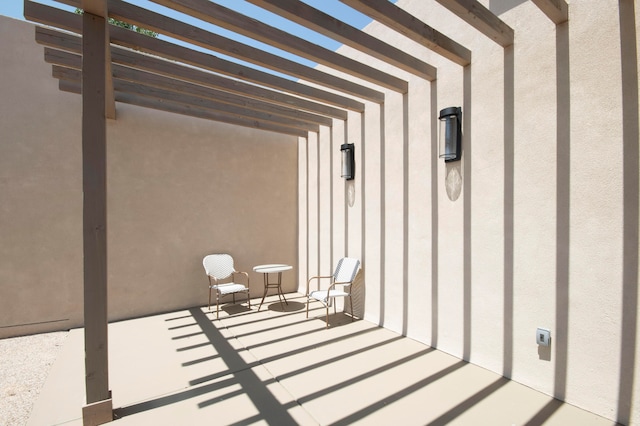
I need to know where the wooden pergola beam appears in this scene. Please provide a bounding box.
[116,80,321,133]
[245,0,438,81]
[37,31,348,121]
[48,53,333,127]
[98,0,387,101]
[79,0,106,15]
[59,80,310,138]
[109,26,368,112]
[113,68,332,128]
[26,3,367,112]
[531,0,568,25]
[435,0,514,47]
[53,65,323,133]
[118,92,311,138]
[339,0,471,66]
[150,0,408,93]
[24,2,74,31]
[45,49,347,124]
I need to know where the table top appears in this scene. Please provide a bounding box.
[253,264,293,273]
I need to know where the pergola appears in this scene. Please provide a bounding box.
[22,0,568,424]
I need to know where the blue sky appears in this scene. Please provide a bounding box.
[0,0,383,77]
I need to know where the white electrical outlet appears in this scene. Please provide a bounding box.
[536,328,551,346]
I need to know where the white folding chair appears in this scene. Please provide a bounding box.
[203,254,250,319]
[306,257,360,328]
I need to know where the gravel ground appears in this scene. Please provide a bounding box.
[0,331,69,426]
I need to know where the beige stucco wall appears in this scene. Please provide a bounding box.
[299,0,639,424]
[0,17,298,338]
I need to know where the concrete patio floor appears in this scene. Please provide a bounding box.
[28,294,616,426]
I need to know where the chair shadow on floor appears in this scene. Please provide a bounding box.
[306,311,357,328]
[220,303,252,316]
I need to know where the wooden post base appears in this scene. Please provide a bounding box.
[82,397,113,426]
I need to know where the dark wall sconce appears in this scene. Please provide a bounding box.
[439,107,462,162]
[340,143,355,180]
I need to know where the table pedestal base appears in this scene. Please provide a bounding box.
[253,264,293,311]
[258,271,288,311]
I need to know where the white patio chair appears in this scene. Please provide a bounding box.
[203,254,250,319]
[306,257,361,328]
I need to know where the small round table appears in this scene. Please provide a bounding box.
[253,264,293,311]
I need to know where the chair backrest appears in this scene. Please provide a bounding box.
[333,257,360,283]
[203,254,235,279]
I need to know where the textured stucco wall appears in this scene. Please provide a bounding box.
[0,16,298,338]
[0,17,84,338]
[299,0,639,424]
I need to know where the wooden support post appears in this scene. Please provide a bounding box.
[340,0,471,66]
[435,0,514,47]
[81,10,112,426]
[531,0,569,25]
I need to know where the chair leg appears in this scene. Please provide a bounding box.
[247,291,251,309]
[208,288,211,312]
[325,305,329,329]
[306,297,310,318]
[349,296,354,322]
[216,292,220,319]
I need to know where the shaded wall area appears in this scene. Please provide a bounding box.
[298,0,639,424]
[0,17,298,338]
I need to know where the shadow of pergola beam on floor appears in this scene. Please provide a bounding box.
[296,347,437,406]
[115,307,301,425]
[276,335,405,381]
[330,360,468,426]
[116,305,507,425]
[426,377,509,425]
[188,317,377,386]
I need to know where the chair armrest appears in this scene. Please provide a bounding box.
[306,275,333,295]
[232,271,250,288]
[207,275,219,288]
[320,280,352,298]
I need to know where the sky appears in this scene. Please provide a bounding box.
[0,0,382,74]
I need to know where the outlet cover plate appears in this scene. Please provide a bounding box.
[537,328,551,346]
